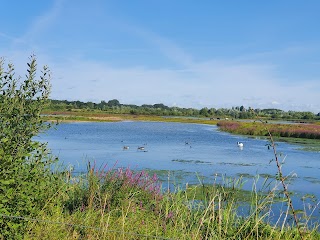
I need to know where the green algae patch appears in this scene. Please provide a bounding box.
[275,137,320,152]
[172,159,212,164]
[183,184,254,203]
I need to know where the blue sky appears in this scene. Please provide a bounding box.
[1,0,320,112]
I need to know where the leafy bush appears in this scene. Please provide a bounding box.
[0,55,58,238]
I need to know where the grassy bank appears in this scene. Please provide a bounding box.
[272,137,320,151]
[217,120,320,150]
[42,110,218,125]
[217,121,320,139]
[20,166,320,239]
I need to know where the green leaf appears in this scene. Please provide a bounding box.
[0,179,15,185]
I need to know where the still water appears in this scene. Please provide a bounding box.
[38,121,320,208]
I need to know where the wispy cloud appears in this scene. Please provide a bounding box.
[113,21,194,68]
[13,0,64,47]
[0,32,21,43]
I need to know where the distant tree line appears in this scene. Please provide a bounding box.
[46,99,319,120]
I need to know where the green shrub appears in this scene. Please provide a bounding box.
[0,55,58,238]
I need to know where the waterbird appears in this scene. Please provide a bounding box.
[123,146,129,150]
[137,146,145,151]
[237,142,244,147]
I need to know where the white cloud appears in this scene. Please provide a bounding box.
[46,55,320,112]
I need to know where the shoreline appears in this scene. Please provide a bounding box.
[42,112,320,152]
[42,113,219,125]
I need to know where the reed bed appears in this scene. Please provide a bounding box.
[217,121,320,140]
[20,164,319,240]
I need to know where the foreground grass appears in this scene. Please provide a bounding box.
[20,166,320,240]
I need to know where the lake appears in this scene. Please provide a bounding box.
[38,121,320,221]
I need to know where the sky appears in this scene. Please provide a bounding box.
[1,1,320,112]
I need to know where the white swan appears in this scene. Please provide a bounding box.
[237,142,244,147]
